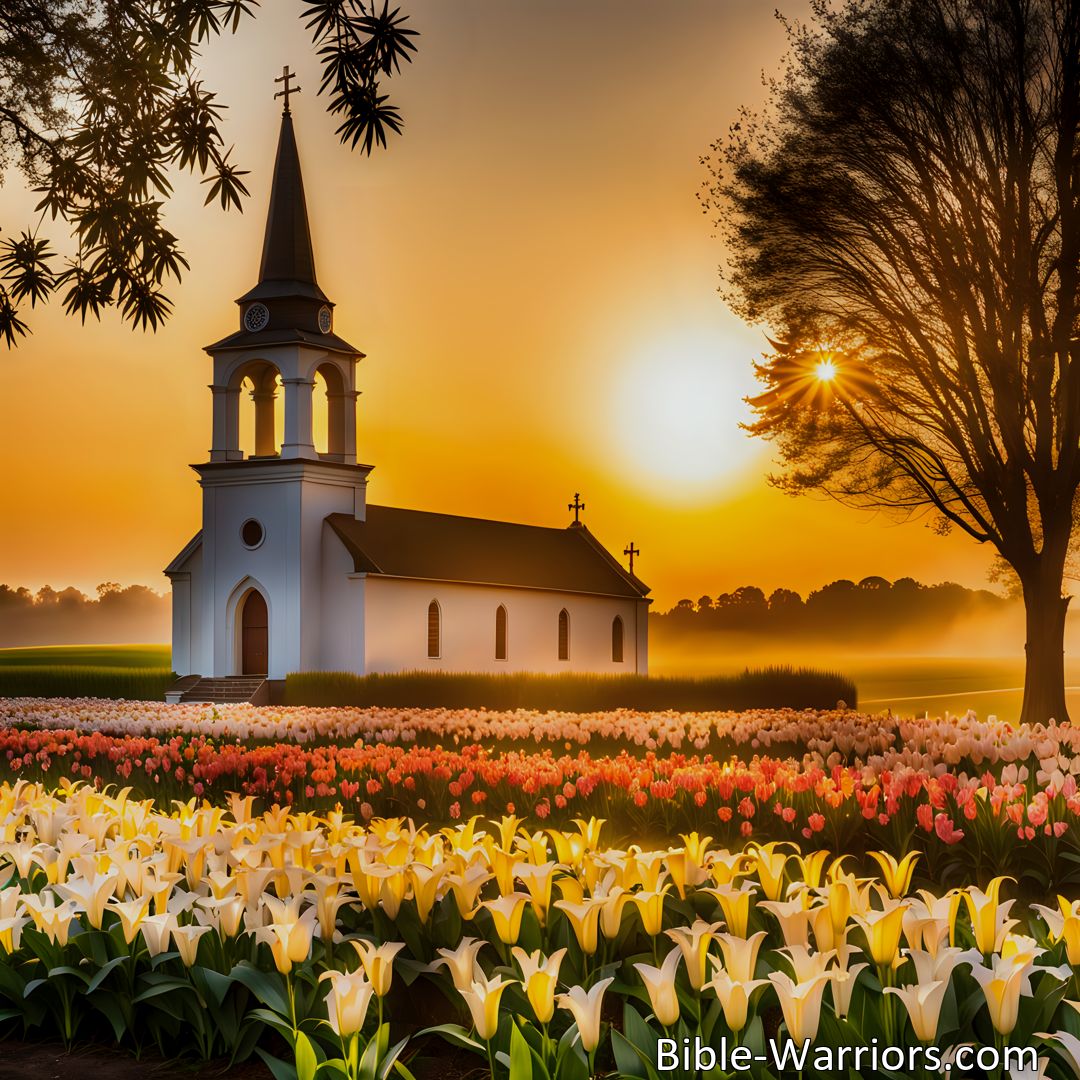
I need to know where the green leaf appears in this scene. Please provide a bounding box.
[257,1048,299,1080]
[86,954,128,995]
[90,989,129,1042]
[295,1031,319,1080]
[414,1022,485,1055]
[612,1030,656,1080]
[509,1023,533,1080]
[192,965,234,1008]
[230,961,289,1016]
[247,1006,299,1040]
[131,979,197,1007]
[377,1036,412,1080]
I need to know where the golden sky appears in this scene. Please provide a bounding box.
[0,0,994,608]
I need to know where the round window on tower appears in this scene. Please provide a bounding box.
[317,305,332,334]
[243,302,270,333]
[240,519,265,549]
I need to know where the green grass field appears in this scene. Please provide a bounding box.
[0,644,1074,719]
[0,645,171,669]
[0,645,173,700]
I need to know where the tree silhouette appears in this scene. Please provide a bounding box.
[707,0,1080,722]
[0,1,417,345]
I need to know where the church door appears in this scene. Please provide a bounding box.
[241,591,268,675]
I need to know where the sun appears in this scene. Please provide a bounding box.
[610,331,763,499]
[815,358,838,382]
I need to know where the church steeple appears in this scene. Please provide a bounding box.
[253,109,326,302]
[217,79,370,353]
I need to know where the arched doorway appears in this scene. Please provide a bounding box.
[240,590,268,675]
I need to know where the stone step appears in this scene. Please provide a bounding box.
[170,676,268,705]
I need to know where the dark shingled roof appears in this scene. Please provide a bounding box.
[327,505,650,599]
[203,326,362,356]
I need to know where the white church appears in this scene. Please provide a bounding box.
[165,99,650,699]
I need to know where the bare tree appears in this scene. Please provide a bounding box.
[706,0,1080,722]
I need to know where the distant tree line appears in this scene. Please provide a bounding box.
[651,577,1014,639]
[0,583,168,647]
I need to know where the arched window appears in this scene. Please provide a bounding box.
[612,616,624,663]
[495,605,508,661]
[427,600,441,658]
[558,608,570,661]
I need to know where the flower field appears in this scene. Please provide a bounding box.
[2,700,1080,1076]
[0,700,1079,887]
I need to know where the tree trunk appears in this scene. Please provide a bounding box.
[1019,565,1071,724]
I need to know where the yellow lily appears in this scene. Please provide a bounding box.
[460,971,514,1041]
[760,896,814,949]
[553,897,603,956]
[20,892,78,946]
[511,946,566,1024]
[54,871,118,929]
[705,969,768,1033]
[556,977,614,1053]
[869,850,920,899]
[792,849,831,890]
[884,979,949,1042]
[432,937,488,993]
[704,881,757,938]
[1033,896,1080,965]
[768,970,832,1043]
[963,878,1017,954]
[408,863,448,924]
[854,900,908,968]
[665,919,723,990]
[970,956,1028,1035]
[493,814,524,851]
[572,817,606,850]
[633,947,683,1027]
[171,923,212,967]
[632,885,671,937]
[109,895,151,945]
[716,930,768,982]
[351,939,405,997]
[515,861,560,926]
[749,842,790,902]
[482,892,530,945]
[319,969,374,1037]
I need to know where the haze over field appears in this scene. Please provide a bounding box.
[6,576,1077,718]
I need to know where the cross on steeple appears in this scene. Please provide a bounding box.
[624,541,640,574]
[568,492,585,525]
[274,66,301,114]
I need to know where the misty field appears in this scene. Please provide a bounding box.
[649,639,1080,720]
[3,644,1079,719]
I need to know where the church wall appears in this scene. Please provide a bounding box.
[318,522,365,674]
[361,577,646,675]
[199,460,366,679]
[202,476,301,679]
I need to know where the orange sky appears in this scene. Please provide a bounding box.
[0,1,995,609]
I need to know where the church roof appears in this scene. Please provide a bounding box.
[239,110,327,305]
[203,326,363,356]
[327,506,650,599]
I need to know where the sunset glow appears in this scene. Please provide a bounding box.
[0,1,996,606]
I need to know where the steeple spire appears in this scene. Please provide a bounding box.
[256,109,324,298]
[217,78,362,356]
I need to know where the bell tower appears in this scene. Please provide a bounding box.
[186,77,371,679]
